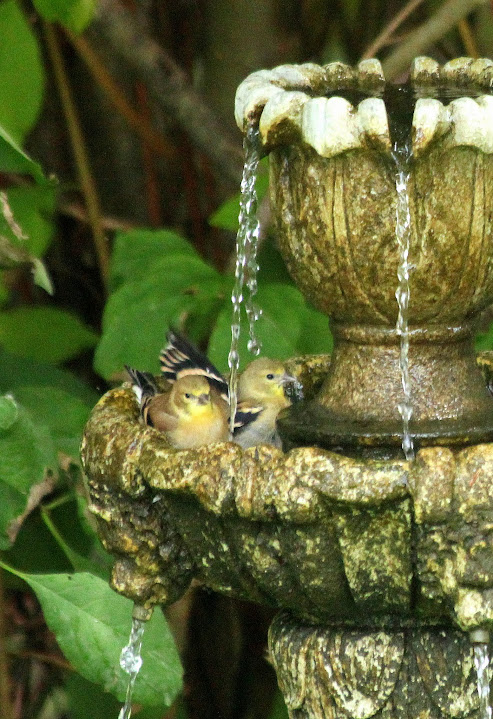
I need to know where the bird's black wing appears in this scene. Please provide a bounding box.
[125,365,159,425]
[160,329,229,400]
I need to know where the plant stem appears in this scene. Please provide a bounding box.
[0,569,13,719]
[382,0,488,79]
[360,0,427,60]
[458,18,480,57]
[65,29,175,163]
[43,22,110,292]
[11,649,73,672]
[90,0,244,187]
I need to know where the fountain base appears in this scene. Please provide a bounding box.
[279,324,493,451]
[269,611,489,719]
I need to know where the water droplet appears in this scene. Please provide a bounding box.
[474,643,493,719]
[118,617,147,719]
[229,123,263,429]
[393,143,415,462]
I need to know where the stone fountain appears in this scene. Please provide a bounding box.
[82,57,493,717]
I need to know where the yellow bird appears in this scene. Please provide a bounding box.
[125,366,229,449]
[233,357,295,449]
[159,331,297,448]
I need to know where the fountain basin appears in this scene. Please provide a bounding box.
[81,354,493,633]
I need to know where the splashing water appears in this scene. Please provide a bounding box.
[118,617,146,719]
[393,141,415,462]
[474,643,493,719]
[228,123,263,431]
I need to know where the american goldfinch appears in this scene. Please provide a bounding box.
[233,357,295,449]
[125,366,229,448]
[159,331,296,448]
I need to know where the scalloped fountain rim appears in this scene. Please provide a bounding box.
[234,57,493,159]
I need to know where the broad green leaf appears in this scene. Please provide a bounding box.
[13,386,91,459]
[65,673,121,719]
[298,303,333,355]
[0,395,18,430]
[268,691,289,719]
[209,160,269,231]
[257,242,293,286]
[179,274,232,346]
[6,570,183,706]
[110,228,197,289]
[95,254,225,379]
[0,1,44,142]
[33,0,97,33]
[32,257,54,295]
[476,325,493,352]
[0,124,46,181]
[0,347,99,405]
[0,398,57,549]
[48,495,113,578]
[0,307,98,364]
[0,185,57,257]
[2,509,73,575]
[208,283,332,372]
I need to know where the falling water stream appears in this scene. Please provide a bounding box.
[474,643,493,719]
[228,123,263,431]
[118,616,146,719]
[393,140,415,462]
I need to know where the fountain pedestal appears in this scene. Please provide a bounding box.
[281,324,493,450]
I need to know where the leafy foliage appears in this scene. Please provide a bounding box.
[0,307,98,364]
[33,0,98,33]
[96,227,332,379]
[0,98,313,715]
[0,0,45,143]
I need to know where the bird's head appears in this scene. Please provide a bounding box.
[171,375,212,415]
[238,357,296,401]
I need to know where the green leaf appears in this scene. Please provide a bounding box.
[0,347,99,406]
[13,385,91,459]
[0,307,98,364]
[95,254,225,379]
[208,282,332,372]
[32,257,54,295]
[111,228,197,289]
[0,395,18,430]
[268,691,289,719]
[0,124,46,181]
[33,0,97,33]
[0,0,44,143]
[476,325,493,352]
[209,159,269,231]
[2,509,73,575]
[65,673,121,719]
[4,570,183,707]
[0,398,57,549]
[257,242,293,286]
[47,495,113,578]
[0,185,57,257]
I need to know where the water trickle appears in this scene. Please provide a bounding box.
[118,616,146,719]
[474,643,493,719]
[228,123,263,431]
[393,140,415,462]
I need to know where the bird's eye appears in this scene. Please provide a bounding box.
[185,392,191,399]
[266,373,274,380]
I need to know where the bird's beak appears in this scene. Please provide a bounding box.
[197,393,210,406]
[280,373,297,386]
